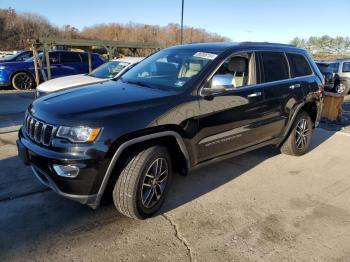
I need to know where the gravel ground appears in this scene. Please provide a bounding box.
[1,127,350,262]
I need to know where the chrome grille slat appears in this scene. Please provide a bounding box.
[25,115,55,146]
[34,121,40,142]
[41,124,47,144]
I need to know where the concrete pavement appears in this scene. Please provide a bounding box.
[0,91,35,133]
[1,128,350,261]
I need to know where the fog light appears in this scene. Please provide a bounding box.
[53,164,80,178]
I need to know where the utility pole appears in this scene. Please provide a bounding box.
[180,0,184,44]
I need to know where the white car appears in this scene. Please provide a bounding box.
[36,57,144,97]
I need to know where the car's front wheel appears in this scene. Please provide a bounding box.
[113,145,172,219]
[280,111,313,156]
[11,72,35,90]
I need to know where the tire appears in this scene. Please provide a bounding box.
[113,146,172,220]
[335,81,350,95]
[11,72,35,90]
[280,111,313,156]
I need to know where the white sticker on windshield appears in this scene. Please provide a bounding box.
[193,52,218,60]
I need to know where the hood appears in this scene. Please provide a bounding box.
[30,80,178,124]
[37,74,107,92]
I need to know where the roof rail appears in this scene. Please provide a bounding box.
[239,42,296,47]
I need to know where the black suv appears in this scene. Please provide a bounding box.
[17,42,324,219]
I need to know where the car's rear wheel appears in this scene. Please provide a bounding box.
[11,72,35,90]
[280,111,313,156]
[113,145,172,220]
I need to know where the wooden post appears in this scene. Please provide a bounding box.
[88,48,92,73]
[44,43,51,80]
[32,44,40,86]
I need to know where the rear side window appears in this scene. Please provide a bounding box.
[260,52,289,83]
[287,53,312,77]
[342,62,350,72]
[60,52,81,63]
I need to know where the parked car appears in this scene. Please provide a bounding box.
[17,42,323,220]
[36,57,144,98]
[0,50,34,62]
[328,59,350,95]
[0,50,106,90]
[316,62,334,91]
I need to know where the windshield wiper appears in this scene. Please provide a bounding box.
[121,78,152,88]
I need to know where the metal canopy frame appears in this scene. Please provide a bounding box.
[30,37,160,86]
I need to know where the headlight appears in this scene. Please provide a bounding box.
[56,126,101,143]
[0,66,6,70]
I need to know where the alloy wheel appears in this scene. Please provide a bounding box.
[14,73,33,89]
[141,158,168,209]
[295,118,309,150]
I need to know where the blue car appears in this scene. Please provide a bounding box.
[0,50,106,90]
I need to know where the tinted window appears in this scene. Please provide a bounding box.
[260,52,289,83]
[79,53,103,62]
[60,52,81,63]
[329,63,339,73]
[287,53,312,77]
[48,53,59,64]
[342,62,350,72]
[80,53,88,62]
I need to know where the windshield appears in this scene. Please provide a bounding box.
[120,49,219,89]
[89,61,130,79]
[2,53,17,61]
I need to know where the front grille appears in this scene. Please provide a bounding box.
[24,114,57,146]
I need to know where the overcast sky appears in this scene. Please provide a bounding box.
[1,0,349,43]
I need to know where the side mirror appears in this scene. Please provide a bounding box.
[202,74,234,95]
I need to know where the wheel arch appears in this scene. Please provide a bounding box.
[280,100,319,147]
[95,130,190,207]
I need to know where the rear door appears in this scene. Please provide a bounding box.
[256,51,295,138]
[286,52,313,101]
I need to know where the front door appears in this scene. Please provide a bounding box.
[196,52,271,162]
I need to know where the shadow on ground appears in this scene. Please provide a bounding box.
[162,127,335,213]
[0,91,34,131]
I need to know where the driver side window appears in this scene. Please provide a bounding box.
[212,52,255,89]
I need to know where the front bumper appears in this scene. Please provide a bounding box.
[0,80,10,86]
[0,70,11,86]
[17,128,109,209]
[30,164,99,206]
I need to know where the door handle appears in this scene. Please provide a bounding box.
[289,83,301,89]
[247,91,262,98]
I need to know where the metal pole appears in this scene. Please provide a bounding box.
[180,0,184,44]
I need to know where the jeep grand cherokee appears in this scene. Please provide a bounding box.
[17,42,324,219]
